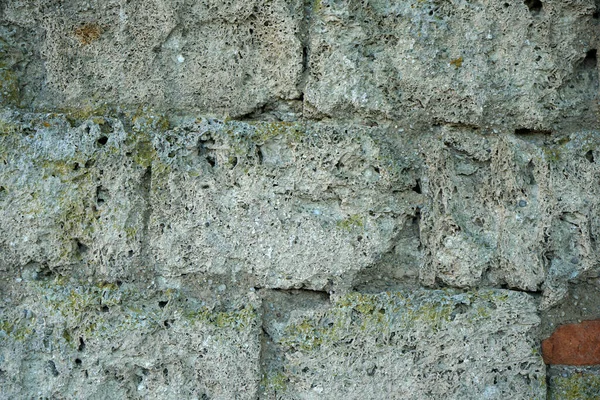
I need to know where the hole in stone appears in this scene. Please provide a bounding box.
[76,240,89,255]
[101,305,109,313]
[524,0,542,14]
[97,136,108,146]
[75,358,82,366]
[47,360,59,377]
[206,155,216,167]
[586,150,594,163]
[73,163,80,171]
[412,179,422,194]
[96,186,108,205]
[583,49,597,69]
[158,301,168,308]
[78,337,86,352]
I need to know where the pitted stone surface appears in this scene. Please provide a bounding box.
[305,0,599,130]
[547,366,600,399]
[2,111,600,306]
[0,0,599,395]
[148,119,423,290]
[0,278,261,399]
[0,110,151,279]
[261,289,546,399]
[1,0,304,117]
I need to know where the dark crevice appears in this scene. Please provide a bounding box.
[524,0,543,14]
[138,166,153,274]
[515,128,551,136]
[95,185,108,205]
[97,136,108,146]
[586,150,595,163]
[47,360,59,377]
[583,49,597,69]
[76,240,88,256]
[412,179,422,194]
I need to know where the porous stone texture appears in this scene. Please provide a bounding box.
[148,119,422,290]
[1,0,304,117]
[304,0,599,131]
[261,289,545,399]
[420,125,600,309]
[1,0,600,397]
[547,366,600,399]
[0,277,261,399]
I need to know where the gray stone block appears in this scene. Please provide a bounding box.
[1,0,304,117]
[262,289,546,399]
[0,278,261,399]
[305,0,598,130]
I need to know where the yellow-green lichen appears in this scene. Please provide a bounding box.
[184,304,258,331]
[261,371,289,393]
[279,290,511,352]
[550,374,600,400]
[248,121,305,144]
[0,68,19,105]
[336,214,364,231]
[0,319,34,341]
[543,146,561,163]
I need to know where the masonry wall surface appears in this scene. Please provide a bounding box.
[0,0,599,399]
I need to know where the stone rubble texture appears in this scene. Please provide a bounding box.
[0,0,599,398]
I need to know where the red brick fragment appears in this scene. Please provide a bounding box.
[542,320,600,365]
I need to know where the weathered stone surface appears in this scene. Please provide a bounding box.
[0,0,599,394]
[420,125,600,309]
[0,277,261,399]
[148,118,423,290]
[261,289,546,399]
[548,366,600,399]
[305,0,599,131]
[1,0,304,117]
[2,110,600,307]
[542,320,600,365]
[0,109,152,280]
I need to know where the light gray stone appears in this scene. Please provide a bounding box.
[148,118,423,291]
[305,0,598,131]
[0,278,261,399]
[261,289,546,399]
[1,0,304,117]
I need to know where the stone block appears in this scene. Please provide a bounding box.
[261,289,546,399]
[1,0,304,117]
[305,0,598,130]
[0,278,261,399]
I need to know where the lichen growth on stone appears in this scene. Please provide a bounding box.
[549,373,600,400]
[336,214,365,231]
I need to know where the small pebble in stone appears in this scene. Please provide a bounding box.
[518,200,527,207]
[570,257,580,265]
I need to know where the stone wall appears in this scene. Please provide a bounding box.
[0,0,599,398]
